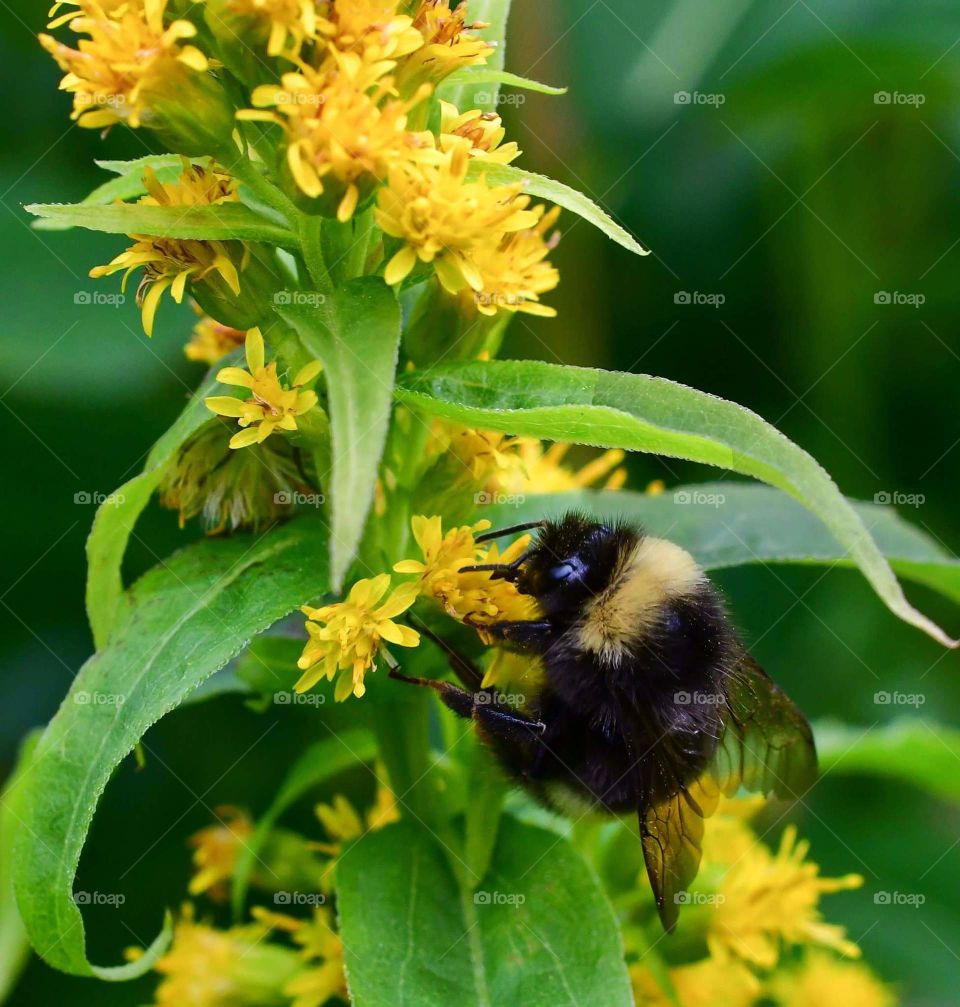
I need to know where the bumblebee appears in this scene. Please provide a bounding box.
[391,513,816,931]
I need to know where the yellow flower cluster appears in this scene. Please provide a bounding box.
[188,806,253,898]
[236,0,491,218]
[205,328,322,448]
[90,161,246,336]
[297,423,634,704]
[628,802,893,1007]
[294,514,540,702]
[149,904,302,1007]
[39,0,208,130]
[429,421,628,495]
[394,514,539,628]
[377,144,561,317]
[297,573,422,699]
[42,0,562,321]
[185,309,247,364]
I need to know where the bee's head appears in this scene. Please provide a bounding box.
[515,514,629,619]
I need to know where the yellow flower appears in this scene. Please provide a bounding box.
[239,53,432,220]
[488,439,627,495]
[185,311,247,364]
[312,778,398,863]
[205,328,321,449]
[220,0,320,57]
[309,778,398,892]
[708,824,864,970]
[39,0,209,129]
[469,204,561,317]
[767,951,896,1007]
[90,162,246,336]
[377,144,539,289]
[480,647,544,693]
[313,794,365,850]
[394,515,540,628]
[297,574,421,699]
[188,806,253,898]
[256,906,348,1007]
[317,0,424,62]
[399,0,493,87]
[439,101,520,164]
[441,425,523,482]
[630,958,758,1007]
[152,905,300,1007]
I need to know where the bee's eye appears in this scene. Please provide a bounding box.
[547,558,586,585]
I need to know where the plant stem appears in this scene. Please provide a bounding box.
[299,215,335,295]
[228,155,299,224]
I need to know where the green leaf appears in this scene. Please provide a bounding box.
[464,743,508,891]
[816,718,960,803]
[0,732,41,1004]
[95,155,191,177]
[13,516,328,979]
[86,354,240,649]
[465,162,648,257]
[337,817,633,1007]
[396,361,957,648]
[277,278,402,590]
[232,729,377,918]
[24,202,297,246]
[33,156,191,232]
[481,483,960,605]
[444,69,567,96]
[439,0,512,113]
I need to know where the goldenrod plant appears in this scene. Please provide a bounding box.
[6,1,959,1004]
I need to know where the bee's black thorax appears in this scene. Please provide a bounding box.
[503,515,738,811]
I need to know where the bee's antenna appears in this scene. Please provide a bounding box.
[459,547,538,581]
[475,520,545,543]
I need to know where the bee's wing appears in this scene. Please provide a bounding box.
[637,652,816,931]
[638,767,719,932]
[711,651,817,800]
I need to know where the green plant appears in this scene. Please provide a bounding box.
[7,1,958,1004]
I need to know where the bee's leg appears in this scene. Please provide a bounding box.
[407,614,485,692]
[388,668,546,744]
[480,619,554,653]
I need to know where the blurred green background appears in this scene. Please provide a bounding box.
[2,0,959,1003]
